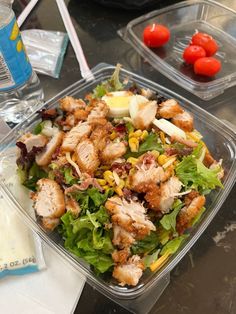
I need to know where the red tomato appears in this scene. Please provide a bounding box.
[194,57,221,77]
[183,45,206,64]
[191,32,218,57]
[143,24,170,48]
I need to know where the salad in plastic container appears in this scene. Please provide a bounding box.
[0,64,235,313]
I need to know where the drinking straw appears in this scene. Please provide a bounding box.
[17,0,39,27]
[55,0,94,81]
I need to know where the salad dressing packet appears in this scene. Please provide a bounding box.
[0,119,45,278]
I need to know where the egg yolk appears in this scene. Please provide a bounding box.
[105,96,131,108]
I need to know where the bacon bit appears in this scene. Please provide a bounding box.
[110,162,132,176]
[65,178,103,194]
[51,147,61,160]
[171,135,198,148]
[115,124,126,133]
[38,108,58,121]
[165,147,193,156]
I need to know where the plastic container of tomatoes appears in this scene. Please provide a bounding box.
[119,0,236,100]
[0,63,236,313]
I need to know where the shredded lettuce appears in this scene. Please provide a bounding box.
[176,144,223,193]
[143,249,160,268]
[131,231,159,255]
[160,235,188,256]
[125,132,164,158]
[61,205,114,274]
[160,199,183,232]
[92,64,124,98]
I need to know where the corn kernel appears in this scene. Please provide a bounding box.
[103,170,114,186]
[160,131,166,144]
[118,179,125,189]
[129,131,135,138]
[127,157,138,165]
[114,186,123,196]
[109,131,117,140]
[158,154,168,166]
[151,150,160,159]
[97,179,107,186]
[140,130,148,141]
[129,137,139,152]
[134,130,142,137]
[103,185,110,191]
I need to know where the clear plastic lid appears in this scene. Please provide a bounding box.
[0,63,235,313]
[119,0,236,100]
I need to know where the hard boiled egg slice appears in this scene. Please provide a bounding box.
[102,91,134,118]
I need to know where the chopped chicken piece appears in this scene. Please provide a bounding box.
[61,122,91,152]
[171,111,194,132]
[101,141,127,163]
[65,196,81,217]
[203,151,215,167]
[41,217,60,231]
[74,108,89,121]
[145,176,182,213]
[63,114,76,129]
[130,166,170,193]
[18,133,48,153]
[34,178,65,218]
[105,196,156,238]
[113,255,144,286]
[87,100,109,125]
[158,99,184,119]
[90,123,112,152]
[184,190,199,206]
[177,195,206,234]
[132,100,157,130]
[112,224,136,248]
[75,138,100,175]
[60,96,86,113]
[36,131,64,166]
[112,248,130,264]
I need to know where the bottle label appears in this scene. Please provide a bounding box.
[0,15,32,91]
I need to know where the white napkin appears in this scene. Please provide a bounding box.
[0,243,85,314]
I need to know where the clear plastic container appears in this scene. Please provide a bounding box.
[0,64,235,313]
[119,0,236,100]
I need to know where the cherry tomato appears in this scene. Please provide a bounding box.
[183,45,206,64]
[143,24,170,48]
[191,32,218,57]
[194,57,221,77]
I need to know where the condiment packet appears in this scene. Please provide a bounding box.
[21,29,69,79]
[0,118,45,278]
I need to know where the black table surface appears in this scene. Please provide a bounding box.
[14,0,236,313]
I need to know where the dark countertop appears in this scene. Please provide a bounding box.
[15,0,236,313]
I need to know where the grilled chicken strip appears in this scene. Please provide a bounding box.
[176,195,206,234]
[36,131,64,166]
[34,178,65,219]
[41,217,60,231]
[113,255,144,286]
[171,111,194,132]
[61,122,91,152]
[75,138,100,175]
[158,99,184,119]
